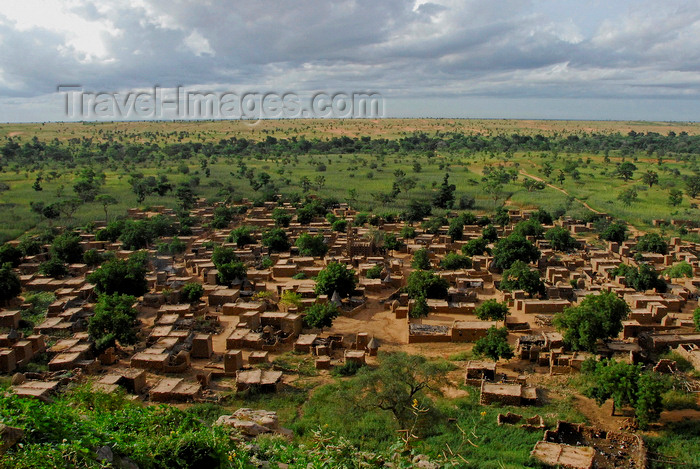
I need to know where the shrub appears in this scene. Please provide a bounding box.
[440,252,472,270]
[181,283,204,303]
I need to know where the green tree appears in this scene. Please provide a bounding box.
[616,161,637,181]
[410,295,430,318]
[462,237,490,256]
[296,233,328,257]
[384,234,404,252]
[447,218,463,241]
[88,293,139,352]
[439,252,472,270]
[473,326,514,362]
[636,233,668,254]
[545,226,576,251]
[618,187,638,206]
[405,270,449,300]
[175,184,196,210]
[482,224,498,242]
[513,219,544,238]
[348,352,448,429]
[641,170,659,188]
[668,189,683,207]
[227,226,256,247]
[491,234,540,271]
[314,261,357,298]
[553,291,630,351]
[400,226,417,239]
[581,359,670,427]
[303,302,340,331]
[475,299,510,321]
[331,219,348,232]
[212,246,238,269]
[180,282,204,303]
[95,194,118,222]
[684,174,700,198]
[600,222,627,244]
[0,244,23,267]
[271,208,292,227]
[499,260,545,297]
[217,261,247,285]
[433,173,456,209]
[531,209,554,225]
[411,248,432,270]
[39,257,69,278]
[50,232,83,264]
[404,199,432,223]
[694,307,700,331]
[87,251,149,296]
[0,262,21,305]
[262,228,290,252]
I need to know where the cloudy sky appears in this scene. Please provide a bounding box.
[1,0,700,121]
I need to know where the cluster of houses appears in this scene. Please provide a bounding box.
[0,199,698,465]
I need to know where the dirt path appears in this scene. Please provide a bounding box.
[519,170,604,215]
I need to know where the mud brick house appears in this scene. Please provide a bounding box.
[451,320,498,342]
[235,369,283,393]
[480,382,537,406]
[532,421,647,469]
[150,377,202,402]
[464,360,497,385]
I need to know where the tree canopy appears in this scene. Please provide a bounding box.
[475,299,510,321]
[473,326,514,362]
[499,260,545,297]
[88,293,139,352]
[87,251,149,297]
[347,352,449,429]
[314,262,357,298]
[553,291,630,352]
[296,233,328,257]
[303,302,340,331]
[405,270,449,300]
[411,248,432,270]
[545,226,577,252]
[262,228,290,253]
[581,359,670,428]
[491,234,540,271]
[0,262,21,305]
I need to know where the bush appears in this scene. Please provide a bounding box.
[0,262,21,305]
[39,258,69,278]
[87,252,149,296]
[296,233,328,257]
[664,261,693,278]
[262,228,290,252]
[475,300,510,321]
[50,233,83,264]
[365,264,383,279]
[303,303,340,330]
[332,360,364,377]
[411,248,431,270]
[440,252,472,270]
[0,244,22,267]
[181,283,204,303]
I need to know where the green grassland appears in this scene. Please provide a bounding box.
[0,139,696,243]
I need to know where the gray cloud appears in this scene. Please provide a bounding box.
[1,0,700,120]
